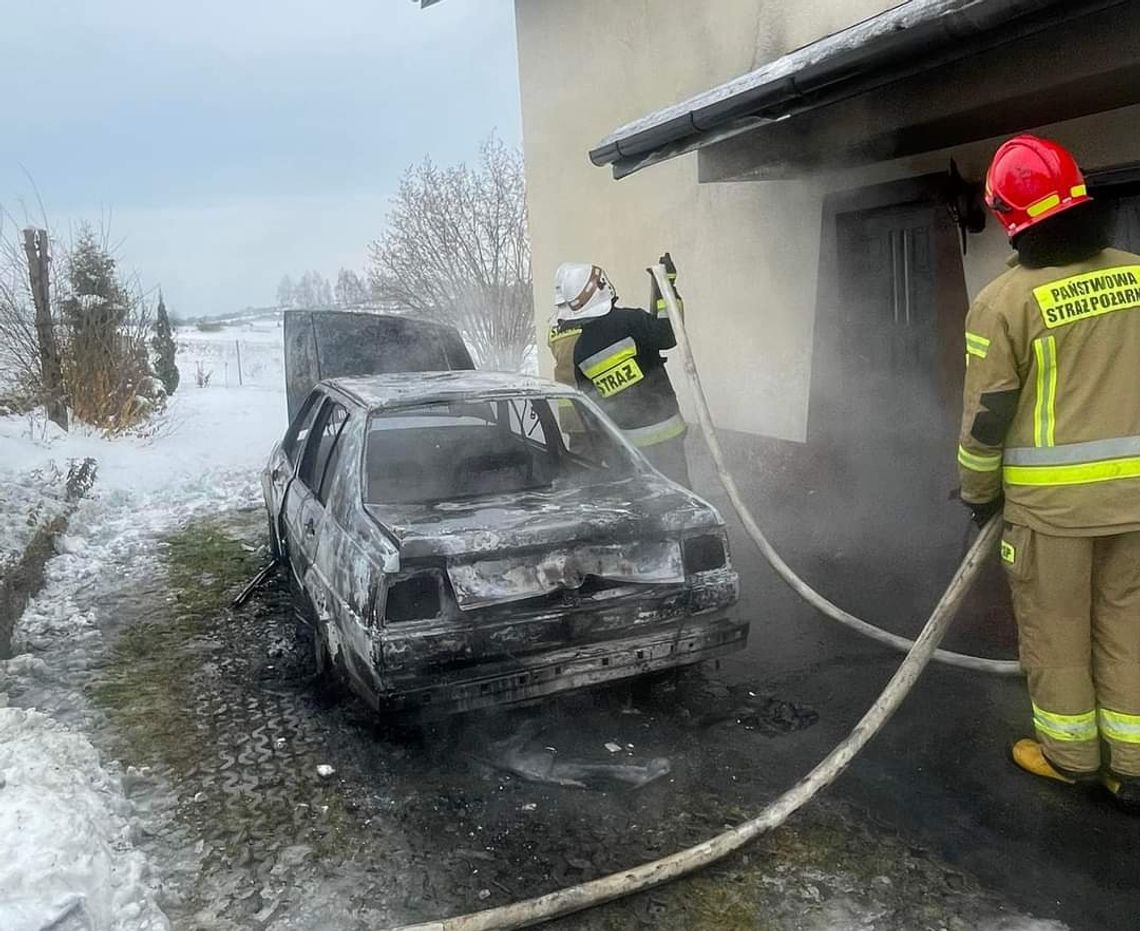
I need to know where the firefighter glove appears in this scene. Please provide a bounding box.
[965,494,1003,528]
[650,252,682,319]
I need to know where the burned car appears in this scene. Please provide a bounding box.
[263,370,747,716]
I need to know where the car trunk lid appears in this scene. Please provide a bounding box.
[283,310,474,421]
[363,476,720,561]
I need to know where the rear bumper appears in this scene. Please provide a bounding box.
[380,616,749,718]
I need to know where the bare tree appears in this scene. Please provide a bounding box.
[368,134,534,371]
[0,217,70,415]
[0,213,161,432]
[0,236,44,406]
[276,274,295,309]
[334,268,368,307]
[292,270,333,309]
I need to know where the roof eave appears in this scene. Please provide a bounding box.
[590,0,1128,178]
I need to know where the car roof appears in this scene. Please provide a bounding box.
[328,371,581,411]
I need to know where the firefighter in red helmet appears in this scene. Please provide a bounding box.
[958,134,1140,810]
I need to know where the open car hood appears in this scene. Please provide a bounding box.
[364,476,722,562]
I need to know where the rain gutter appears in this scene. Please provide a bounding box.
[589,0,1130,179]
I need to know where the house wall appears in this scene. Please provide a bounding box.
[514,0,1140,442]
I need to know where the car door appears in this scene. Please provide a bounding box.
[284,398,349,587]
[306,410,384,695]
[268,390,324,536]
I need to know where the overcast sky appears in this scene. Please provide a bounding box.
[0,0,521,316]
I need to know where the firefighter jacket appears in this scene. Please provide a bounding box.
[958,246,1140,535]
[560,306,686,448]
[547,321,585,435]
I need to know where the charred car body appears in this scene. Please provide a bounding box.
[264,315,745,716]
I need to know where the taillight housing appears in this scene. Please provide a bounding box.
[683,534,727,574]
[384,571,444,622]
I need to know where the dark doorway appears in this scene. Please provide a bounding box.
[1088,164,1140,252]
[799,177,1013,647]
[1108,195,1140,248]
[826,201,966,488]
[810,185,969,544]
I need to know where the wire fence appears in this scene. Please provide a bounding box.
[176,331,285,390]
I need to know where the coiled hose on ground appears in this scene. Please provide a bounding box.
[388,268,1012,930]
[393,518,999,931]
[649,265,1020,678]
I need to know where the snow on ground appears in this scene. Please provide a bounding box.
[0,702,167,931]
[0,466,69,575]
[0,384,285,495]
[0,357,286,930]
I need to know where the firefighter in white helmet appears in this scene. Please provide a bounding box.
[548,259,690,487]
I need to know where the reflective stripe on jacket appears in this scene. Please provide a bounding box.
[571,306,685,447]
[548,323,585,436]
[958,247,1140,534]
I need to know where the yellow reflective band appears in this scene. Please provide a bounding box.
[548,327,581,345]
[1099,708,1140,744]
[1034,265,1140,328]
[1033,336,1057,448]
[1005,456,1140,487]
[1071,184,1088,199]
[1026,193,1061,218]
[965,331,990,350]
[1000,541,1015,564]
[581,339,646,398]
[1032,704,1097,743]
[624,413,686,448]
[581,339,636,378]
[958,446,1002,472]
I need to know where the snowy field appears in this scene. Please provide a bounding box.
[175,317,285,391]
[0,343,285,931]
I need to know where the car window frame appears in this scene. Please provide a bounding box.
[361,393,639,506]
[283,390,326,468]
[298,399,349,503]
[316,408,351,506]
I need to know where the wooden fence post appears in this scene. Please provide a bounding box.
[22,228,67,431]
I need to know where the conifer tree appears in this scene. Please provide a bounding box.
[152,291,179,394]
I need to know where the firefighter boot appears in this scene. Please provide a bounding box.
[1011,738,1077,785]
[1102,773,1140,814]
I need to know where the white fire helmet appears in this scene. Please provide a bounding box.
[553,262,616,322]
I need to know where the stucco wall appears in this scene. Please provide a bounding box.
[514,0,1140,442]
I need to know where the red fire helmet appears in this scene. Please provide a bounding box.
[984,135,1092,238]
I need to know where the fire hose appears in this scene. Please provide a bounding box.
[649,264,1020,678]
[389,266,1012,930]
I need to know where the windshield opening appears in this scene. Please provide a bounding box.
[364,395,636,504]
